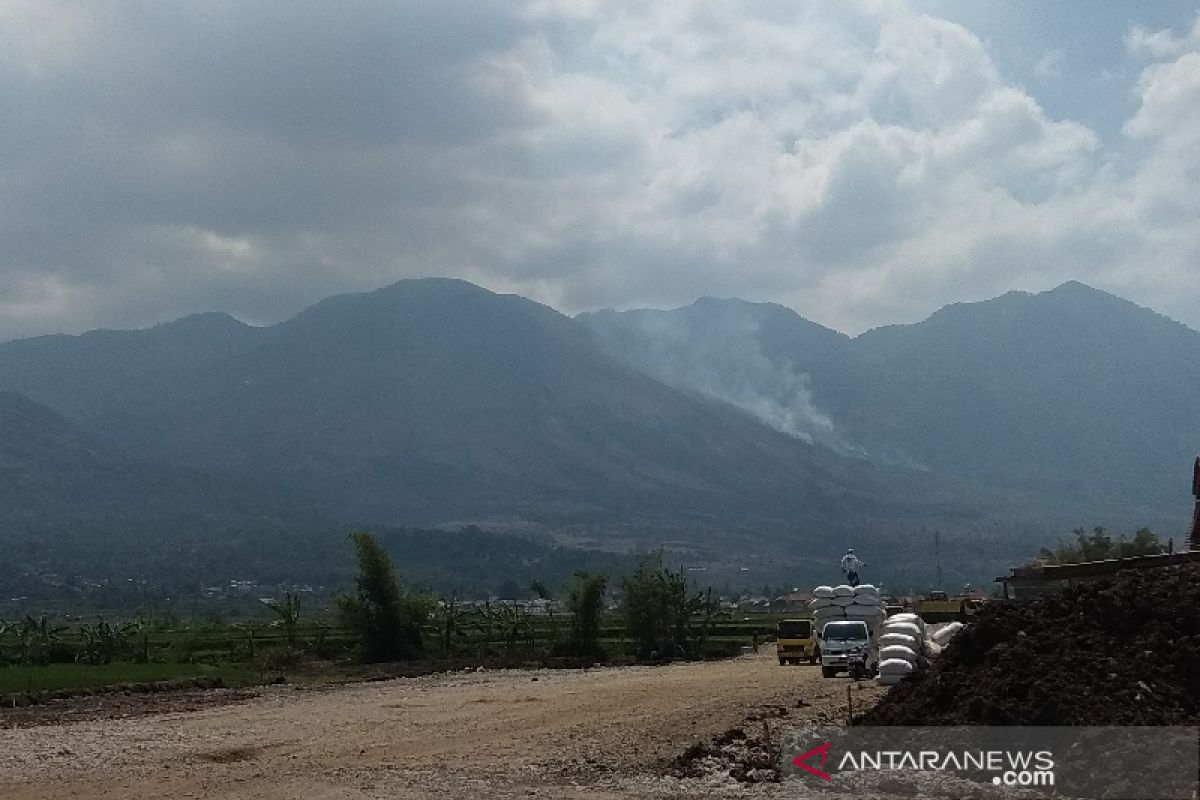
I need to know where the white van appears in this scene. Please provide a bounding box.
[817,619,873,678]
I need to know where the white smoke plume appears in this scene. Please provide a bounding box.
[579,300,844,449]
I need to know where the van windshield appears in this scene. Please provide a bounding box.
[822,622,868,641]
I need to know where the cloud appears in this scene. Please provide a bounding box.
[479,1,1114,330]
[1127,12,1200,59]
[1124,52,1200,147]
[1033,50,1066,82]
[0,1,1198,340]
[0,1,537,338]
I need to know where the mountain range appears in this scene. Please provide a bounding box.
[579,281,1199,524]
[1,278,1194,592]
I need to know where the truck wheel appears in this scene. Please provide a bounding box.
[821,666,837,678]
[778,657,787,666]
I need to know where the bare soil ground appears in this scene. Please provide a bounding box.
[1,650,886,799]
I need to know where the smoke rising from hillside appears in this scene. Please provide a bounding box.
[579,302,842,449]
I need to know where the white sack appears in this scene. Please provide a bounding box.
[813,586,835,599]
[878,633,919,649]
[878,658,916,675]
[880,644,920,662]
[881,621,922,638]
[846,604,885,615]
[931,622,965,645]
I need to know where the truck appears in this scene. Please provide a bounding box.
[816,619,874,678]
[775,618,816,665]
[914,590,985,623]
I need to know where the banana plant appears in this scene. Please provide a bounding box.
[16,614,68,665]
[478,601,534,660]
[0,618,12,663]
[432,595,464,657]
[689,586,729,660]
[265,592,302,652]
[76,617,133,665]
[126,613,154,663]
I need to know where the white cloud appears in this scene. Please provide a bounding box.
[0,1,1199,339]
[1127,13,1200,59]
[1124,52,1200,147]
[1117,47,1200,307]
[471,0,1119,330]
[1034,50,1066,82]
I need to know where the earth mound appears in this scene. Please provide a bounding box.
[860,563,1200,725]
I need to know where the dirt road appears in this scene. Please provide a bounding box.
[1,651,885,799]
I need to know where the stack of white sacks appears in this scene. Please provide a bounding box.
[810,586,969,687]
[877,612,925,686]
[809,583,887,637]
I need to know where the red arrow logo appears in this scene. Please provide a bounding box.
[792,741,833,781]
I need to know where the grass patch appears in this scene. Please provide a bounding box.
[0,661,257,694]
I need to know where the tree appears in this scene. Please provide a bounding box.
[1079,526,1114,561]
[1035,526,1164,565]
[1119,527,1162,558]
[620,553,703,660]
[564,571,608,658]
[336,532,429,662]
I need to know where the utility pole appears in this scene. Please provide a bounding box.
[1190,457,1200,551]
[934,530,943,590]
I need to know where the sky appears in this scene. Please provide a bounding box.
[2,0,1199,341]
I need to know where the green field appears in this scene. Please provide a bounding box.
[0,661,257,694]
[0,610,783,697]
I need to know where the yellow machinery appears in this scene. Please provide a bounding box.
[776,618,817,665]
[914,590,985,623]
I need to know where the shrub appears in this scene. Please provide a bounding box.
[620,553,701,660]
[563,572,608,659]
[336,532,430,662]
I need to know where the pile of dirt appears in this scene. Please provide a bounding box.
[666,702,802,783]
[861,563,1200,725]
[668,725,780,784]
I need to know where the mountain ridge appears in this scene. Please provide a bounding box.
[2,276,1189,589]
[581,280,1198,528]
[0,278,989,560]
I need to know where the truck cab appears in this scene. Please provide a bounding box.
[817,619,873,678]
[775,618,815,665]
